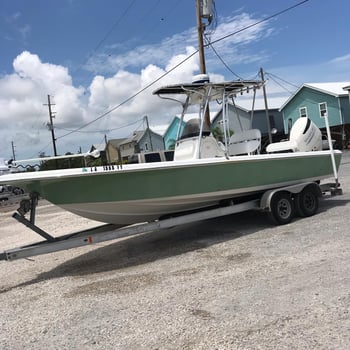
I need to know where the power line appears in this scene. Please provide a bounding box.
[204,33,243,79]
[57,50,198,140]
[58,0,310,139]
[265,71,299,90]
[74,0,138,78]
[79,0,185,85]
[55,117,143,135]
[93,0,138,53]
[203,0,310,79]
[133,0,186,43]
[31,141,53,159]
[265,74,295,95]
[207,0,310,47]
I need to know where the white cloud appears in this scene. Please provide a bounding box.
[85,12,272,76]
[0,48,203,159]
[85,46,201,135]
[13,51,72,87]
[329,54,350,64]
[211,13,272,47]
[1,10,348,161]
[12,52,87,129]
[0,51,87,158]
[4,11,31,42]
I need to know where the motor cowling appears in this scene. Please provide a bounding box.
[290,118,322,152]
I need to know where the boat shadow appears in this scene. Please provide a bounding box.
[40,210,270,277]
[0,210,271,293]
[318,196,350,212]
[2,196,348,293]
[34,196,350,278]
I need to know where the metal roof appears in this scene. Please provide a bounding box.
[280,82,350,111]
[304,82,350,96]
[236,96,289,111]
[120,131,144,145]
[107,138,127,148]
[90,143,106,152]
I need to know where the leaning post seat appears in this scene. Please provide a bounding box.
[265,140,298,153]
[174,136,225,160]
[266,117,322,153]
[228,129,262,156]
[174,119,225,161]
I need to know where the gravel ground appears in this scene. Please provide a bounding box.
[0,152,349,350]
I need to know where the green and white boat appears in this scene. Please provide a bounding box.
[0,79,342,225]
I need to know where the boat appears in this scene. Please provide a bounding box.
[0,0,342,226]
[0,77,342,225]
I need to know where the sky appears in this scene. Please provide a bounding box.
[1,0,350,160]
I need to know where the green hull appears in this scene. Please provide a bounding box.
[4,151,341,224]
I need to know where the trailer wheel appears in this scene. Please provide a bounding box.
[294,187,319,217]
[267,191,295,225]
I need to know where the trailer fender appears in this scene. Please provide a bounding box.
[260,182,321,212]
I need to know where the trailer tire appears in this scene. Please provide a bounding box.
[267,191,295,225]
[294,186,319,217]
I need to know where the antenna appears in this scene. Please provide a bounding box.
[196,0,213,127]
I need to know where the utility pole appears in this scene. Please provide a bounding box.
[260,68,273,144]
[104,134,110,164]
[196,0,207,76]
[11,141,16,161]
[44,95,58,157]
[144,115,153,151]
[196,0,212,128]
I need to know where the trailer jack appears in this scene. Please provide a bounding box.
[14,192,56,242]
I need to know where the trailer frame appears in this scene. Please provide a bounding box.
[0,181,342,262]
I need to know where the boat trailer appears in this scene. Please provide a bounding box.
[0,182,342,262]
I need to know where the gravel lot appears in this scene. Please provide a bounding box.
[1,151,349,350]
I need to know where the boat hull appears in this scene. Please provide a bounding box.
[1,151,342,224]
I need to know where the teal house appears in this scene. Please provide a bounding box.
[280,82,350,148]
[163,116,186,150]
[344,85,350,102]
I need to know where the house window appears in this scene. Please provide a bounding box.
[319,102,327,118]
[144,143,148,151]
[299,107,307,118]
[288,118,293,134]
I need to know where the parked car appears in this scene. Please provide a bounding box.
[0,184,25,195]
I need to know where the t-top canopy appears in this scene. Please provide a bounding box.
[153,80,263,99]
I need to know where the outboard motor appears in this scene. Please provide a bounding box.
[266,117,322,153]
[290,117,322,152]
